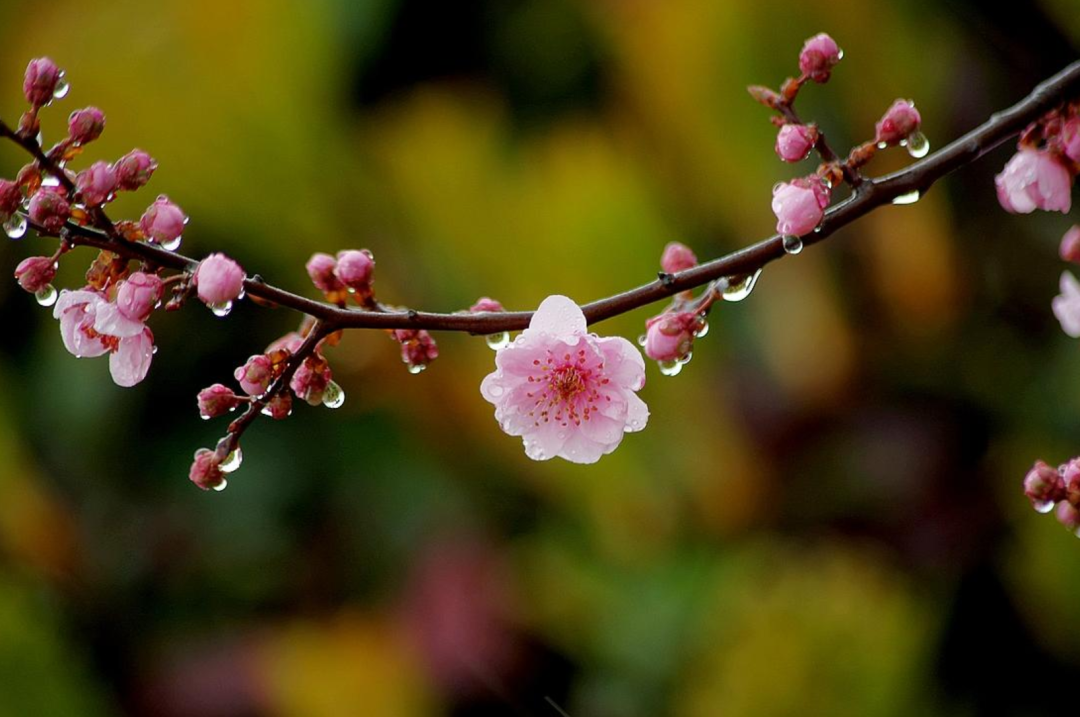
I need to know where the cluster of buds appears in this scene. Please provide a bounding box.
[641,242,710,376]
[995,103,1080,214]
[306,249,376,305]
[1023,460,1080,536]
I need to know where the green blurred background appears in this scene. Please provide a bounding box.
[1,0,1079,715]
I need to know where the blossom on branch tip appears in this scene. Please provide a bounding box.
[334,250,374,292]
[995,148,1072,214]
[53,289,155,386]
[772,176,830,236]
[114,149,157,191]
[1024,459,1064,508]
[306,252,344,293]
[68,107,105,145]
[643,312,700,363]
[194,253,245,307]
[660,242,697,274]
[198,384,242,419]
[480,295,648,464]
[775,124,818,162]
[290,356,332,405]
[14,256,56,294]
[395,329,439,372]
[75,161,117,207]
[189,448,225,491]
[23,58,61,107]
[470,297,504,313]
[874,100,921,146]
[1052,271,1080,337]
[28,188,70,233]
[798,33,842,83]
[234,354,273,396]
[114,272,163,323]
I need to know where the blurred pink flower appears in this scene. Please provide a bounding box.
[480,295,648,464]
[995,148,1072,214]
[1052,271,1080,337]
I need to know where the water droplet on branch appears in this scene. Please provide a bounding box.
[722,269,762,302]
[485,332,510,350]
[906,131,929,158]
[892,190,921,205]
[782,234,804,255]
[220,447,243,473]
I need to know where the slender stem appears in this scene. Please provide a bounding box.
[7,59,1080,336]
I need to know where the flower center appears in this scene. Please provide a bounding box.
[524,348,612,428]
[549,365,586,402]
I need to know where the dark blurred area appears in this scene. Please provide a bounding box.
[0,0,1079,715]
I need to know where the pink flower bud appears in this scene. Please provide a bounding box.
[771,177,830,236]
[1062,117,1080,165]
[1061,226,1080,265]
[996,148,1072,214]
[114,149,157,191]
[14,255,56,293]
[306,252,343,293]
[68,107,105,145]
[197,384,243,419]
[23,57,61,107]
[798,33,842,83]
[1056,501,1080,533]
[660,242,697,274]
[469,297,504,313]
[395,329,439,371]
[1024,459,1064,509]
[189,448,225,490]
[115,271,163,322]
[263,393,292,420]
[775,124,818,162]
[28,188,70,233]
[875,100,922,146]
[290,357,332,405]
[1064,458,1080,507]
[234,354,273,396]
[75,161,117,207]
[194,253,246,307]
[644,312,699,362]
[0,180,21,223]
[334,249,374,291]
[139,195,186,245]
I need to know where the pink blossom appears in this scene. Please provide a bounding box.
[53,289,155,386]
[140,195,187,245]
[660,242,697,274]
[189,448,225,490]
[68,107,105,145]
[334,249,374,291]
[114,271,163,323]
[995,148,1072,214]
[23,57,61,107]
[1062,117,1080,165]
[306,253,343,293]
[1024,459,1064,508]
[0,179,20,222]
[234,354,273,396]
[263,393,292,420]
[197,384,242,419]
[469,297,504,313]
[1061,226,1080,264]
[290,357,332,405]
[394,329,439,371]
[1053,271,1080,337]
[194,253,245,307]
[114,149,157,191]
[480,295,648,464]
[643,312,699,363]
[14,256,56,293]
[874,100,921,146]
[772,177,830,236]
[28,188,70,233]
[798,33,841,83]
[775,124,817,162]
[1056,501,1080,533]
[75,161,117,207]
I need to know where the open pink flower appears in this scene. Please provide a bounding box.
[480,295,648,464]
[53,288,155,387]
[1053,271,1080,338]
[995,148,1072,214]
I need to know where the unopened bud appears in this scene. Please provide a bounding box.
[68,107,106,145]
[234,354,273,396]
[775,124,818,163]
[75,161,118,207]
[334,249,374,291]
[469,297,504,313]
[660,242,698,274]
[197,384,243,419]
[28,188,70,233]
[189,448,226,490]
[114,149,157,191]
[23,57,61,107]
[14,256,57,293]
[875,100,922,146]
[306,253,343,293]
[798,33,842,83]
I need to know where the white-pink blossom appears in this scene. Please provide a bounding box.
[995,148,1072,214]
[1052,271,1080,338]
[480,295,648,464]
[53,288,155,387]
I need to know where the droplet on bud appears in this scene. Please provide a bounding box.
[906,131,929,158]
[161,236,182,251]
[658,359,684,376]
[3,213,27,239]
[212,478,228,492]
[407,363,427,375]
[321,380,345,409]
[209,300,233,317]
[722,269,762,302]
[892,190,921,205]
[1033,499,1056,514]
[34,284,57,307]
[782,234,804,255]
[694,320,709,338]
[52,75,70,100]
[485,331,510,350]
[220,447,243,473]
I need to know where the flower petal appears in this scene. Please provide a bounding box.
[527,295,586,337]
[109,329,154,387]
[94,301,146,338]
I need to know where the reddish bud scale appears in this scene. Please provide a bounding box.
[0,180,20,222]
